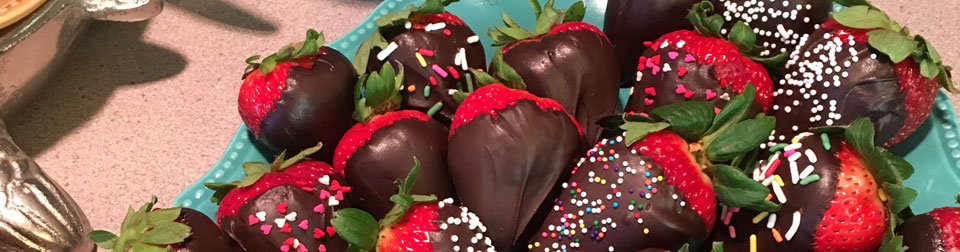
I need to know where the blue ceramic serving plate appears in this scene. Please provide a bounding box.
[174,0,960,220]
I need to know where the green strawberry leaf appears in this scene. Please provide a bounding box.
[708,165,781,212]
[249,29,326,76]
[562,1,586,23]
[867,29,918,63]
[356,62,405,121]
[140,222,191,245]
[410,0,454,14]
[886,183,917,214]
[938,66,958,93]
[704,83,757,143]
[731,147,760,172]
[88,230,118,249]
[533,1,562,35]
[878,227,905,252]
[411,194,438,202]
[242,162,270,176]
[469,69,501,87]
[236,171,266,187]
[490,49,527,90]
[621,121,671,146]
[354,30,389,74]
[834,0,874,8]
[687,1,723,38]
[677,244,691,252]
[728,21,757,53]
[146,207,181,225]
[749,51,789,69]
[649,101,716,141]
[280,142,324,170]
[259,55,278,75]
[331,208,379,250]
[203,182,238,204]
[706,115,776,161]
[833,5,892,29]
[921,59,939,80]
[131,242,168,252]
[401,157,421,195]
[382,194,414,227]
[844,118,915,184]
[529,0,543,19]
[712,241,724,252]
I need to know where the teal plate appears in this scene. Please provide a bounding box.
[174,0,960,220]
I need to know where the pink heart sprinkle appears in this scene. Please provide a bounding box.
[677,66,688,77]
[260,224,272,235]
[318,245,327,252]
[335,191,344,201]
[644,87,656,96]
[684,54,695,63]
[715,107,722,114]
[319,190,332,200]
[248,215,260,226]
[675,84,687,94]
[298,220,309,230]
[651,66,660,75]
[668,51,679,59]
[314,204,325,213]
[644,98,654,105]
[298,246,308,252]
[280,245,290,252]
[706,90,717,100]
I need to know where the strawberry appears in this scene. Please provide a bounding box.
[769,5,957,147]
[716,118,917,251]
[330,162,497,252]
[447,83,584,250]
[524,135,709,251]
[624,1,775,115]
[88,197,241,252]
[332,63,456,219]
[711,0,834,58]
[204,145,352,252]
[899,198,960,252]
[238,29,357,162]
[487,0,621,144]
[354,0,486,124]
[604,0,702,86]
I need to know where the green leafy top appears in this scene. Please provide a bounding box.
[687,1,788,67]
[330,158,437,251]
[87,196,191,252]
[487,0,586,46]
[832,4,957,93]
[203,143,324,204]
[611,84,781,212]
[353,0,460,74]
[353,62,405,123]
[245,29,326,77]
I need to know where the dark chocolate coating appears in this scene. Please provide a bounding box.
[222,184,349,252]
[368,23,486,124]
[175,208,239,252]
[624,45,738,115]
[260,48,357,163]
[899,214,945,252]
[719,135,841,251]
[344,117,456,219]
[712,0,833,58]
[525,136,707,252]
[604,0,701,87]
[447,100,584,250]
[424,200,496,251]
[770,27,905,146]
[498,29,621,146]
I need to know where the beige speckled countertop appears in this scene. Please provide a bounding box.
[2,0,959,232]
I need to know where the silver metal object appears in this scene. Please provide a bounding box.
[0,0,163,118]
[0,120,93,252]
[0,0,162,251]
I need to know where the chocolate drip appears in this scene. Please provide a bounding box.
[367,23,486,124]
[719,135,842,251]
[604,0,701,87]
[899,214,945,252]
[344,117,457,219]
[448,100,584,250]
[770,27,905,146]
[259,48,357,162]
[526,136,707,252]
[499,29,621,146]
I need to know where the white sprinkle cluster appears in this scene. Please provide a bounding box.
[438,198,496,252]
[717,0,819,56]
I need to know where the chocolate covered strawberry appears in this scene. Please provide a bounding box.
[239,29,357,162]
[711,0,833,58]
[333,63,456,219]
[331,164,497,252]
[769,5,957,147]
[524,135,709,251]
[447,83,584,250]
[717,118,917,251]
[899,198,960,252]
[487,0,620,144]
[205,145,352,252]
[88,197,241,252]
[624,1,775,115]
[355,0,486,124]
[604,0,702,86]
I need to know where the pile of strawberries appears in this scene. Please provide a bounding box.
[88,0,960,251]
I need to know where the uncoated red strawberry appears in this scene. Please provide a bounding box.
[899,206,960,252]
[447,84,584,250]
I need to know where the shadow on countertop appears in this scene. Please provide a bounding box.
[5,0,281,156]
